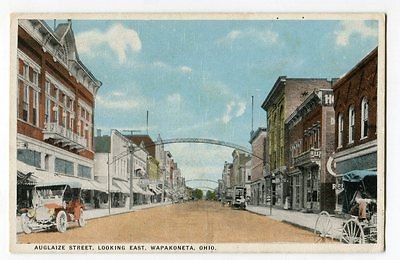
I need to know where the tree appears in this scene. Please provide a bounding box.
[193,189,203,200]
[206,190,216,200]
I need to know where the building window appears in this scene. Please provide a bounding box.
[17,149,41,168]
[361,97,369,139]
[55,158,74,175]
[70,116,74,131]
[78,165,92,179]
[45,98,50,123]
[53,105,59,124]
[32,91,39,126]
[338,113,343,148]
[348,106,355,144]
[23,63,29,79]
[32,71,38,86]
[23,85,29,122]
[45,81,51,94]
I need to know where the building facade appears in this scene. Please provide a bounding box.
[331,47,378,213]
[249,127,267,206]
[16,19,102,210]
[221,161,233,202]
[261,77,333,208]
[285,89,336,213]
[94,130,153,208]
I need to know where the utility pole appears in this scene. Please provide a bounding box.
[146,110,149,135]
[251,96,254,132]
[129,144,135,210]
[107,153,111,215]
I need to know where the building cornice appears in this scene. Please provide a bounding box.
[18,19,102,96]
[261,76,286,111]
[333,47,378,90]
[334,139,377,163]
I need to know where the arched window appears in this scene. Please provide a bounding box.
[338,113,344,148]
[361,97,369,139]
[348,106,355,144]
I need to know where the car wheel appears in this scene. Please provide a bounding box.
[56,211,67,233]
[78,208,85,227]
[21,213,32,234]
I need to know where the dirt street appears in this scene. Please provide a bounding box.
[18,201,324,243]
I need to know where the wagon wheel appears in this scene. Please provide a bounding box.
[340,218,365,244]
[56,211,68,233]
[20,213,32,234]
[314,211,333,242]
[78,208,86,227]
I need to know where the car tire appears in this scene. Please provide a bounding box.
[56,211,67,233]
[21,213,32,234]
[78,208,85,227]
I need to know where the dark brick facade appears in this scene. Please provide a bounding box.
[285,90,336,213]
[333,47,378,151]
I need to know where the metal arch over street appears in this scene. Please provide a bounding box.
[189,186,217,191]
[148,137,266,161]
[154,138,251,154]
[186,179,219,184]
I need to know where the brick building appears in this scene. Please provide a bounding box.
[331,47,378,213]
[249,127,267,206]
[285,89,336,213]
[16,20,102,210]
[261,76,333,208]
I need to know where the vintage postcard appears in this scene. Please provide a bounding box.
[9,13,386,253]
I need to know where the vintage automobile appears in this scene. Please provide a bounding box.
[232,186,246,209]
[20,181,86,234]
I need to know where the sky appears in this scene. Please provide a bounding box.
[52,19,378,189]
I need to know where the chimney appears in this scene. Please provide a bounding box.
[97,129,102,137]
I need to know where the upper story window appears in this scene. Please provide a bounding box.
[32,71,38,86]
[32,90,39,126]
[23,64,29,80]
[338,113,344,148]
[348,106,355,144]
[22,84,29,122]
[45,81,51,94]
[361,97,369,139]
[45,98,51,124]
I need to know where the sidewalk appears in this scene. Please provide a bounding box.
[246,205,344,240]
[16,202,172,234]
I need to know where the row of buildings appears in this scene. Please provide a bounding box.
[15,19,187,212]
[218,47,378,214]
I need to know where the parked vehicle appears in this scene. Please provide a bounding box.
[232,186,246,209]
[20,181,86,234]
[314,170,377,243]
[225,188,233,206]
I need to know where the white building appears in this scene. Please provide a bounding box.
[94,129,152,209]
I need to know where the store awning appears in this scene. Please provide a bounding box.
[113,179,130,194]
[148,184,162,195]
[17,161,109,192]
[17,171,37,186]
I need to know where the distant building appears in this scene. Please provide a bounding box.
[125,133,163,202]
[231,149,251,189]
[221,161,233,202]
[285,89,336,213]
[261,76,333,208]
[124,134,156,158]
[331,47,378,213]
[249,127,267,206]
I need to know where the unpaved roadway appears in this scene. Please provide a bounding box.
[18,201,324,243]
